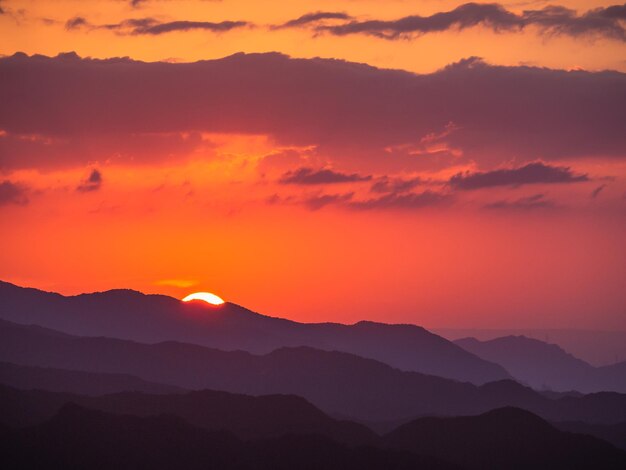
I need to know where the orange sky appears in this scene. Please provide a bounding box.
[1,0,625,329]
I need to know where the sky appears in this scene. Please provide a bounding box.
[0,0,625,330]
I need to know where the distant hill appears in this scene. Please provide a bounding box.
[2,318,626,425]
[555,421,626,452]
[455,336,626,393]
[384,407,626,470]
[2,401,623,470]
[0,361,183,396]
[0,280,508,385]
[437,327,626,366]
[0,384,375,445]
[0,404,458,470]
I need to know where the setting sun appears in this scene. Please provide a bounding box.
[182,292,225,306]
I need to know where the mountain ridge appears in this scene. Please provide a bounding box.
[0,280,509,385]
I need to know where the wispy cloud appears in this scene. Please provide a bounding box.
[273,11,352,30]
[65,16,249,35]
[350,190,450,210]
[279,167,372,185]
[449,162,588,190]
[312,3,626,42]
[484,193,555,210]
[76,169,103,192]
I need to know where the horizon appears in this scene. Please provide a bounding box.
[3,279,626,335]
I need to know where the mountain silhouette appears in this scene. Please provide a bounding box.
[384,407,626,470]
[0,403,459,470]
[0,280,508,384]
[2,318,626,425]
[555,421,626,451]
[2,401,624,470]
[456,335,626,393]
[0,384,375,445]
[0,361,183,396]
[437,327,626,366]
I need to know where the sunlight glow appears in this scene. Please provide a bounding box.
[182,292,225,305]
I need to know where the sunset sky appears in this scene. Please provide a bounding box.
[1,0,625,330]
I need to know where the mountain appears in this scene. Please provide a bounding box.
[0,280,508,385]
[2,318,626,425]
[555,421,626,451]
[0,361,183,396]
[0,384,375,445]
[384,407,626,470]
[0,404,459,470]
[455,336,626,393]
[595,361,626,392]
[437,327,626,366]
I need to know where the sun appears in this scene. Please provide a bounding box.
[182,292,225,306]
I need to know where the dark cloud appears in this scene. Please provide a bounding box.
[449,162,589,190]
[350,190,450,210]
[65,16,249,35]
[316,3,626,41]
[0,53,624,171]
[370,176,422,193]
[76,169,103,192]
[129,20,249,35]
[279,167,371,185]
[274,11,352,29]
[591,184,607,198]
[0,180,29,206]
[304,192,353,210]
[65,16,88,30]
[484,193,554,210]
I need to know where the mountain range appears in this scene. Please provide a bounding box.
[456,336,626,393]
[1,392,624,470]
[2,318,626,425]
[0,280,508,385]
[2,280,626,468]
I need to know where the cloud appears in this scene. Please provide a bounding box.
[128,20,249,35]
[0,52,624,171]
[303,192,353,210]
[279,167,371,184]
[591,184,607,198]
[350,190,450,210]
[0,180,29,206]
[449,162,589,190]
[65,16,249,35]
[316,3,626,42]
[76,169,103,192]
[274,11,352,29]
[154,279,198,288]
[65,16,88,30]
[484,193,555,210]
[370,176,422,193]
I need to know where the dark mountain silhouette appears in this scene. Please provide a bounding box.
[2,319,626,425]
[0,361,183,395]
[384,407,626,470]
[455,335,626,393]
[0,384,375,445]
[3,384,625,465]
[0,280,508,384]
[0,404,459,470]
[555,421,626,451]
